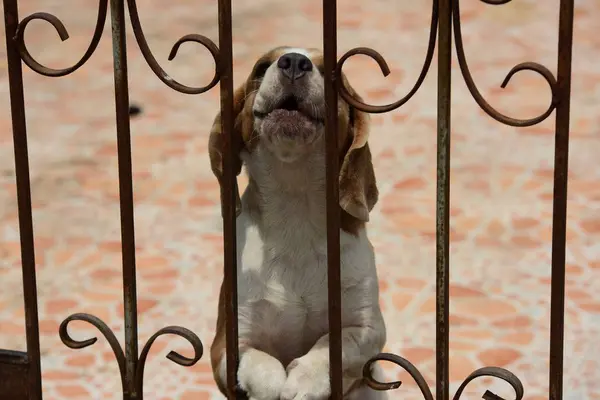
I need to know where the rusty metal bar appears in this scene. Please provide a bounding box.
[549,1,574,399]
[323,0,343,398]
[2,1,43,399]
[436,0,452,399]
[217,0,239,397]
[109,0,138,398]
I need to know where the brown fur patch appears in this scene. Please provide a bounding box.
[210,281,228,395]
[337,73,378,228]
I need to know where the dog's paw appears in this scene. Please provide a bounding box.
[237,349,286,400]
[281,358,330,400]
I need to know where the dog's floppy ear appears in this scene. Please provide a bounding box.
[338,75,378,222]
[208,51,279,217]
[208,83,247,217]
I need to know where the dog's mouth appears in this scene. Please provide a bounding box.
[278,96,301,112]
[253,96,323,124]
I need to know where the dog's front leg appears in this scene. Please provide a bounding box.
[239,347,287,400]
[217,346,287,400]
[280,324,385,400]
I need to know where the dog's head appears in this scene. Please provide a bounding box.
[209,46,377,225]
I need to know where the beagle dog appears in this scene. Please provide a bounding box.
[209,47,387,400]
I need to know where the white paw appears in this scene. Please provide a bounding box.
[281,359,331,400]
[237,349,286,400]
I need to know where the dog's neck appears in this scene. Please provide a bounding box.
[253,147,325,192]
[241,139,364,238]
[242,141,327,237]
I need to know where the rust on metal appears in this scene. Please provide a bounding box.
[362,353,524,400]
[363,353,432,398]
[2,0,43,398]
[351,0,568,398]
[13,0,108,77]
[108,0,139,397]
[6,0,207,398]
[453,367,523,400]
[59,313,127,393]
[0,0,577,399]
[135,326,204,396]
[126,0,221,94]
[550,1,574,399]
[59,313,205,399]
[452,0,559,127]
[216,0,240,397]
[436,0,452,399]
[336,0,439,114]
[323,0,343,398]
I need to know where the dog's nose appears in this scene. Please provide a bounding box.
[277,53,313,82]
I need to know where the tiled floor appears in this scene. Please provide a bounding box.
[1,0,599,399]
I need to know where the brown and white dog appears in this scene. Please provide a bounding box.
[209,46,387,400]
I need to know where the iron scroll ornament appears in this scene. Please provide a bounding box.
[13,0,108,77]
[60,313,203,397]
[452,0,558,127]
[363,353,524,400]
[59,313,127,393]
[336,0,559,127]
[125,0,221,94]
[336,0,439,114]
[13,0,221,94]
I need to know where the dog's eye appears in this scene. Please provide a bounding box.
[254,61,271,79]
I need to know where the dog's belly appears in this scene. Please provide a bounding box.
[234,210,375,368]
[238,282,330,367]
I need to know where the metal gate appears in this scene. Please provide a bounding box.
[0,0,573,399]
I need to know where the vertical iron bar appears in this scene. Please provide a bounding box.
[323,0,343,399]
[217,0,239,397]
[2,1,43,399]
[549,1,574,399]
[109,0,138,398]
[436,0,452,399]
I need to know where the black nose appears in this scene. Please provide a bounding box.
[277,52,313,81]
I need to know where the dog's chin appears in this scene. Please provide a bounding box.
[261,109,322,163]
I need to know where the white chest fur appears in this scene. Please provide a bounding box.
[235,145,381,367]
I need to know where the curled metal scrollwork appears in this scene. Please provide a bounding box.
[480,0,512,4]
[135,326,204,395]
[14,0,220,92]
[453,367,524,400]
[60,314,204,396]
[59,313,127,392]
[453,0,558,126]
[336,0,439,113]
[364,353,525,400]
[363,353,434,399]
[126,0,220,94]
[14,0,108,77]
